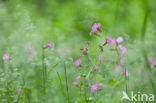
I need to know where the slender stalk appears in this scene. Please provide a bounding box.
[86,54,94,79]
[79,78,82,102]
[41,42,46,103]
[84,78,87,103]
[3,61,9,103]
[124,65,128,94]
[16,95,20,103]
[141,9,150,41]
[57,72,66,101]
[86,67,94,79]
[64,62,70,103]
[115,43,128,94]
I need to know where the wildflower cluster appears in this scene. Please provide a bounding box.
[73,23,129,99]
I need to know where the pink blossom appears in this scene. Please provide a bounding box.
[99,55,104,61]
[92,23,101,31]
[80,42,90,55]
[124,70,130,77]
[111,38,117,44]
[90,23,101,36]
[82,49,88,55]
[118,45,127,55]
[105,37,117,44]
[148,58,156,68]
[75,76,80,81]
[105,37,112,44]
[73,82,79,87]
[74,59,81,67]
[95,83,103,89]
[116,37,123,43]
[91,83,103,93]
[90,31,94,36]
[95,66,101,72]
[17,89,22,95]
[3,54,10,61]
[91,84,98,92]
[47,41,54,49]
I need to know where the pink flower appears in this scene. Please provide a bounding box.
[74,59,81,67]
[75,76,80,81]
[47,41,54,49]
[73,82,79,87]
[91,83,103,93]
[3,54,10,61]
[116,37,123,43]
[90,31,94,36]
[91,85,98,92]
[80,42,91,55]
[17,89,22,95]
[124,70,130,77]
[115,66,121,73]
[95,83,103,89]
[90,23,101,36]
[105,37,112,44]
[118,45,127,55]
[99,55,104,61]
[105,37,117,44]
[95,66,101,72]
[148,58,156,68]
[111,38,117,44]
[82,49,88,55]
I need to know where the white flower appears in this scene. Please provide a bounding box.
[117,37,123,43]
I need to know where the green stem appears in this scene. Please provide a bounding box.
[84,78,87,103]
[115,43,129,94]
[57,72,66,101]
[64,62,70,103]
[115,43,128,94]
[141,9,150,41]
[79,78,82,101]
[41,42,46,103]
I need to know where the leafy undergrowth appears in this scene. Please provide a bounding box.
[0,2,156,103]
[0,21,156,103]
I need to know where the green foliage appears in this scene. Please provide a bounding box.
[0,0,156,103]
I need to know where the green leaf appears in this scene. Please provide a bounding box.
[109,79,116,85]
[57,72,66,100]
[47,63,59,76]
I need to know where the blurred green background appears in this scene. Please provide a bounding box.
[0,0,156,102]
[0,0,156,59]
[0,0,156,44]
